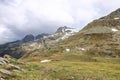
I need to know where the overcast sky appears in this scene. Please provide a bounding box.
[0,0,120,44]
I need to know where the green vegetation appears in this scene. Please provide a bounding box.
[8,53,120,80]
[1,8,120,80]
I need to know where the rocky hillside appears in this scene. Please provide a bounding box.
[0,55,25,80]
[0,33,49,58]
[59,8,120,57]
[0,26,78,59]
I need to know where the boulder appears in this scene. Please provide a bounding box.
[0,57,9,65]
[0,69,14,77]
[7,64,24,71]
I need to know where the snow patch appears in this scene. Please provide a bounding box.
[112,28,118,32]
[50,27,78,42]
[40,60,51,63]
[65,28,78,33]
[80,48,85,51]
[61,29,78,40]
[66,48,70,52]
[114,17,119,20]
[77,47,86,51]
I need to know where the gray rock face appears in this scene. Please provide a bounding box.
[22,34,35,43]
[0,26,77,59]
[0,33,48,58]
[56,26,69,33]
[0,33,48,55]
[56,26,77,34]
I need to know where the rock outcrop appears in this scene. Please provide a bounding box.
[0,57,24,80]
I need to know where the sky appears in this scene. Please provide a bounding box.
[0,0,120,44]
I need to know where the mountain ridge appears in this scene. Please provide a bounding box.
[0,26,78,58]
[0,8,120,80]
[60,8,120,57]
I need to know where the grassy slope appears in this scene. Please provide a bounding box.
[12,31,120,80]
[8,21,120,80]
[9,53,120,80]
[15,33,120,80]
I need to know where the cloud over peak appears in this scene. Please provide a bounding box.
[0,0,120,44]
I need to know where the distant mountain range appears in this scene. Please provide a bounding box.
[0,8,120,59]
[0,26,78,58]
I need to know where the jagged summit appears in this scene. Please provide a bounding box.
[56,26,78,33]
[22,34,34,43]
[45,26,78,42]
[0,26,77,58]
[0,33,49,58]
[55,26,72,33]
[56,26,68,33]
[22,33,49,42]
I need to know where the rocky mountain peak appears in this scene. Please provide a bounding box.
[22,34,35,43]
[0,26,78,58]
[56,26,78,34]
[56,26,68,33]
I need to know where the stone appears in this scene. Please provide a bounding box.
[0,78,5,80]
[0,57,8,65]
[7,64,21,70]
[0,69,13,77]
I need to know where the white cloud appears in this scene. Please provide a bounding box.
[0,24,17,43]
[0,0,120,44]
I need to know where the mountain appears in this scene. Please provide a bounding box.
[45,26,78,42]
[0,26,78,59]
[55,26,78,33]
[0,33,49,58]
[1,8,120,59]
[0,9,120,80]
[60,8,120,57]
[22,34,35,43]
[100,8,120,20]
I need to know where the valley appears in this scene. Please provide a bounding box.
[0,8,120,80]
